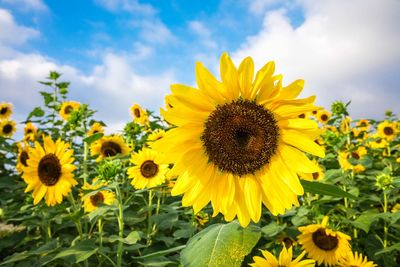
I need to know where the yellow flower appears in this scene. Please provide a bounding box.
[194,211,209,227]
[87,122,104,136]
[316,110,331,124]
[351,128,368,140]
[298,216,351,266]
[127,148,168,189]
[368,134,388,149]
[90,135,130,161]
[24,122,38,141]
[59,101,81,121]
[130,103,149,126]
[337,251,377,267]
[396,157,400,163]
[153,53,324,227]
[16,142,30,174]
[81,179,115,213]
[250,245,315,267]
[22,136,77,206]
[377,121,398,141]
[298,160,325,181]
[340,116,352,134]
[0,120,16,138]
[338,146,367,173]
[356,119,370,132]
[147,129,166,147]
[0,102,13,119]
[392,203,400,212]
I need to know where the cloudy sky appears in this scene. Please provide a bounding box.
[1,0,399,133]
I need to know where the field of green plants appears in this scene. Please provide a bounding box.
[0,54,399,266]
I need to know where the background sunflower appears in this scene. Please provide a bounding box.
[90,135,130,161]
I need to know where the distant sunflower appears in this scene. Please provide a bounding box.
[127,148,168,189]
[24,122,38,141]
[341,117,352,134]
[16,142,30,174]
[298,216,351,266]
[0,120,16,137]
[87,122,104,136]
[338,146,367,173]
[337,251,377,267]
[59,101,81,121]
[147,129,166,147]
[377,121,398,141]
[130,103,149,126]
[90,135,130,161]
[153,53,324,226]
[22,136,77,206]
[81,179,115,213]
[0,102,13,119]
[250,245,315,267]
[368,134,388,149]
[351,128,368,140]
[356,119,370,132]
[298,160,325,181]
[316,110,331,124]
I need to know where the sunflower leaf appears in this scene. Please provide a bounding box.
[300,180,357,199]
[83,132,104,145]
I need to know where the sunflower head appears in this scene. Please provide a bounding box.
[337,251,377,267]
[377,121,398,141]
[23,122,38,141]
[317,110,331,124]
[340,116,352,134]
[0,120,17,138]
[250,245,315,267]
[130,103,149,126]
[356,119,370,131]
[22,136,77,206]
[81,178,115,213]
[87,122,104,136]
[338,146,367,173]
[59,101,81,121]
[90,135,130,161]
[368,134,388,149]
[153,52,324,226]
[298,160,325,181]
[16,142,31,174]
[0,102,13,119]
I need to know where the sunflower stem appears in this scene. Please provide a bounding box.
[383,191,388,248]
[115,183,124,267]
[147,190,153,245]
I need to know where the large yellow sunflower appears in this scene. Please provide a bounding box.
[152,53,324,227]
[81,179,115,213]
[316,110,331,124]
[298,216,351,266]
[337,251,377,267]
[22,136,77,206]
[59,101,81,121]
[16,142,31,174]
[127,148,168,189]
[250,245,315,267]
[130,103,149,126]
[87,122,104,136]
[90,135,130,161]
[0,120,17,138]
[0,102,13,119]
[377,121,398,141]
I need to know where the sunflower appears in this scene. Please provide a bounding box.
[337,251,377,267]
[356,119,370,132]
[87,122,104,136]
[0,102,13,119]
[147,129,166,147]
[21,136,77,206]
[298,216,351,266]
[0,120,16,138]
[194,211,209,227]
[340,116,352,134]
[298,160,324,181]
[153,53,324,227]
[130,103,149,126]
[24,122,38,141]
[81,179,115,213]
[377,121,398,141]
[368,134,388,149]
[16,142,30,174]
[316,110,331,124]
[351,128,368,140]
[250,245,315,267]
[90,135,130,161]
[338,146,367,173]
[127,148,168,189]
[59,101,81,121]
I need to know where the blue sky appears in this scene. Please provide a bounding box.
[1,0,400,134]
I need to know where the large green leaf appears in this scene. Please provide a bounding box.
[180,220,261,267]
[301,180,356,199]
[42,240,98,264]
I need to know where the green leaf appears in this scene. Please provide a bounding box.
[351,210,379,233]
[375,243,400,255]
[46,240,98,264]
[83,132,104,145]
[27,107,45,120]
[132,245,186,260]
[300,180,356,199]
[107,231,141,245]
[180,220,261,267]
[261,222,286,237]
[0,251,29,265]
[40,91,53,105]
[48,71,61,80]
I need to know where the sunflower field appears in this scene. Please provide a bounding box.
[0,54,399,267]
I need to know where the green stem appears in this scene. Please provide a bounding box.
[115,183,124,267]
[98,218,103,250]
[383,191,388,248]
[147,190,153,244]
[343,185,348,208]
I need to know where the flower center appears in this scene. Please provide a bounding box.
[90,192,104,206]
[312,172,319,180]
[20,151,29,167]
[3,124,12,134]
[351,152,360,160]
[134,108,141,118]
[201,100,279,176]
[140,160,159,178]
[101,141,122,157]
[64,105,73,114]
[283,237,294,248]
[26,129,33,134]
[383,126,394,135]
[298,113,306,118]
[312,228,339,251]
[0,107,8,115]
[38,154,62,186]
[321,114,328,121]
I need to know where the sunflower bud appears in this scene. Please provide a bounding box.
[375,173,393,190]
[331,101,348,116]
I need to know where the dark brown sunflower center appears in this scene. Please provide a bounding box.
[351,152,360,160]
[0,107,8,114]
[359,122,367,127]
[93,130,99,134]
[64,105,73,114]
[298,113,306,118]
[101,141,122,157]
[312,228,339,251]
[38,153,62,186]
[321,114,328,121]
[383,126,394,135]
[312,172,319,180]
[134,108,141,118]
[20,151,29,167]
[201,100,279,176]
[90,192,104,206]
[140,160,159,178]
[283,237,294,248]
[3,124,12,134]
[26,129,33,134]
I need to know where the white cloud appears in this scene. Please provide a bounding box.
[133,19,175,44]
[94,0,156,15]
[233,0,400,118]
[0,0,47,12]
[0,8,40,45]
[249,0,279,15]
[188,21,217,49]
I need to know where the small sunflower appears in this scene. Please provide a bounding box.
[298,160,325,181]
[356,119,370,132]
[81,179,115,213]
[59,101,81,121]
[351,128,368,140]
[377,121,398,141]
[22,136,77,206]
[24,122,38,141]
[153,53,324,226]
[0,120,16,138]
[130,103,149,126]
[368,134,388,149]
[340,116,352,134]
[127,148,168,189]
[338,146,367,173]
[90,135,130,161]
[87,122,104,136]
[337,251,377,267]
[16,142,30,174]
[316,110,331,124]
[194,211,209,227]
[298,216,351,266]
[0,102,13,119]
[250,245,315,267]
[147,129,166,147]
